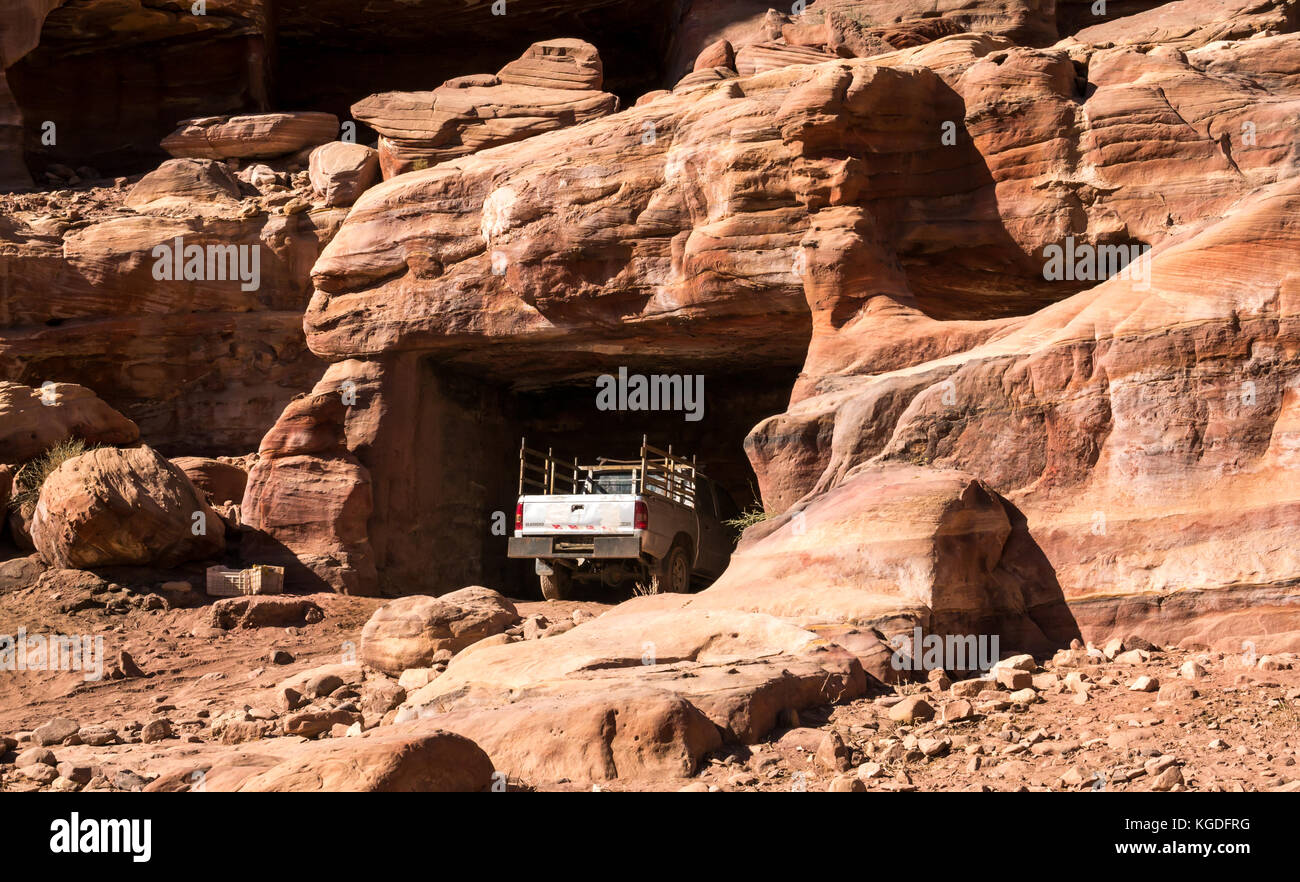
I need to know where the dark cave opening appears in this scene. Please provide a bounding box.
[407,354,806,600]
[270,0,684,112]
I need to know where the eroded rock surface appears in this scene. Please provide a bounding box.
[162,113,339,161]
[352,39,619,178]
[0,381,139,464]
[1,0,1299,795]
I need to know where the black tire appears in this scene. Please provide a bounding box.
[539,565,572,601]
[648,540,692,594]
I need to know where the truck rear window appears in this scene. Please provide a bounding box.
[581,472,637,494]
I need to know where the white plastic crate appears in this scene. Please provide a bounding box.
[205,564,285,597]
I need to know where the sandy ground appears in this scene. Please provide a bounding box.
[2,582,1297,792]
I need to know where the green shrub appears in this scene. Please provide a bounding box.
[8,438,92,518]
[723,507,771,535]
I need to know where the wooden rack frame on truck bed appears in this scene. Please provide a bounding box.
[517,435,700,508]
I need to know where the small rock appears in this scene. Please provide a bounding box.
[856,762,885,780]
[1031,672,1060,691]
[268,649,295,665]
[304,673,344,698]
[996,668,1032,690]
[828,774,866,792]
[140,719,173,743]
[950,678,988,698]
[926,674,952,692]
[359,678,407,717]
[277,686,307,712]
[77,725,118,746]
[1129,675,1159,692]
[113,770,149,791]
[1157,681,1198,703]
[1064,671,1089,691]
[942,699,974,723]
[919,737,951,758]
[1144,754,1178,776]
[56,762,94,784]
[117,650,146,678]
[1150,765,1183,791]
[1060,765,1091,787]
[32,718,79,746]
[16,746,57,768]
[995,654,1036,672]
[888,696,935,724]
[398,667,438,691]
[283,709,361,739]
[815,731,853,772]
[22,764,59,784]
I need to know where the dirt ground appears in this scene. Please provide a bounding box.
[2,581,1297,792]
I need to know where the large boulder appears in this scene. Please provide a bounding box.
[405,606,867,749]
[146,726,494,792]
[360,587,520,675]
[0,382,139,465]
[161,112,339,160]
[124,158,243,213]
[30,445,225,568]
[308,142,380,207]
[688,463,1076,653]
[418,688,722,785]
[351,38,618,178]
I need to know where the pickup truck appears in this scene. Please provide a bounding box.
[507,437,733,600]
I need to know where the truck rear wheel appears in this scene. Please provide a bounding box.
[539,566,572,601]
[648,541,692,594]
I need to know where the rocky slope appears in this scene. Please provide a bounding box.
[1,589,1296,791]
[1,0,1299,791]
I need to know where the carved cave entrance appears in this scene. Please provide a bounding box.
[399,343,810,600]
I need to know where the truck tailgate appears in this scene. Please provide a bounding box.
[519,494,637,534]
